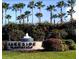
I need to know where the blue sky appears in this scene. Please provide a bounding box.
[3,0,69,24]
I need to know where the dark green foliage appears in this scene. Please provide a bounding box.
[65,39,76,50]
[42,38,69,51]
[9,29,25,41]
[2,21,76,42]
[32,25,45,41]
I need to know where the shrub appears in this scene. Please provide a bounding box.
[42,38,69,51]
[65,39,76,50]
[47,29,62,39]
[60,30,68,39]
[49,29,68,39]
[9,29,25,41]
[32,27,45,41]
[2,41,8,50]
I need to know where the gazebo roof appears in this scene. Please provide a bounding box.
[20,33,33,42]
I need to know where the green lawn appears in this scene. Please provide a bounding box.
[2,50,76,59]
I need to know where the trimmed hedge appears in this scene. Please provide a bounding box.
[42,38,69,51]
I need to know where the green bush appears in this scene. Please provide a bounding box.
[32,27,45,41]
[49,29,68,39]
[9,29,25,41]
[65,39,76,50]
[42,38,69,51]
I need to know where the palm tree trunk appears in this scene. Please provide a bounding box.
[71,5,73,21]
[27,16,29,24]
[19,20,21,24]
[20,9,22,24]
[50,11,52,23]
[15,10,17,24]
[32,9,33,24]
[39,8,41,13]
[5,10,7,25]
[23,19,25,24]
[39,17,41,23]
[60,8,63,24]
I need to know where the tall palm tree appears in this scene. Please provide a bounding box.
[35,1,45,12]
[58,13,66,23]
[17,16,21,24]
[24,11,31,24]
[56,1,66,23]
[67,0,76,21]
[2,2,9,25]
[46,5,55,23]
[5,15,11,24]
[28,1,35,24]
[17,3,25,24]
[35,13,43,23]
[12,4,19,23]
[20,14,26,24]
[35,1,45,23]
[18,3,25,14]
[52,14,57,25]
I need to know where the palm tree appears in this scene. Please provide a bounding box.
[5,15,11,24]
[28,1,35,24]
[35,1,45,23]
[35,1,45,12]
[56,1,66,23]
[20,14,26,24]
[17,15,21,24]
[46,5,55,23]
[12,4,19,23]
[52,14,57,25]
[24,11,31,24]
[18,3,25,14]
[35,13,43,23]
[58,13,66,23]
[67,0,76,21]
[2,2,9,25]
[17,3,25,24]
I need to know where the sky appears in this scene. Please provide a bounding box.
[2,0,76,24]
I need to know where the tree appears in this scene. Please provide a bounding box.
[58,13,66,23]
[52,14,57,25]
[35,1,45,12]
[12,4,19,23]
[20,14,26,24]
[18,3,25,14]
[35,13,43,23]
[28,1,35,24]
[2,2,9,25]
[17,15,21,24]
[5,15,11,24]
[46,5,56,23]
[24,11,31,24]
[67,0,76,21]
[56,1,67,24]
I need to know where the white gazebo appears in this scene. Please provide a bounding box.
[7,33,35,50]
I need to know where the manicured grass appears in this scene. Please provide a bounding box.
[2,50,76,59]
